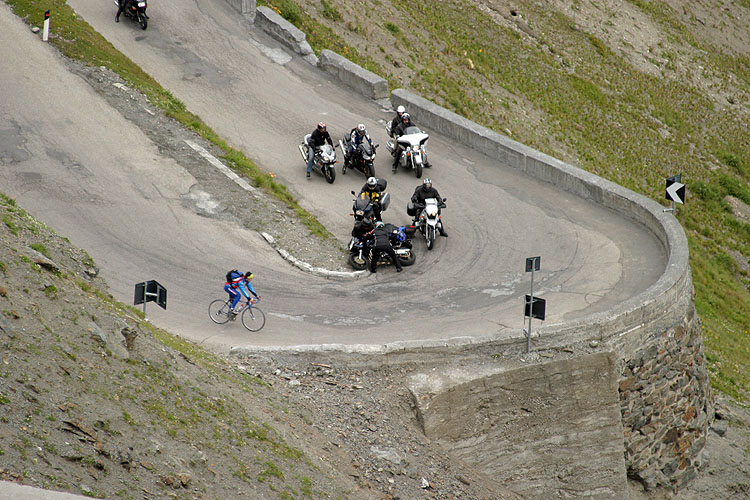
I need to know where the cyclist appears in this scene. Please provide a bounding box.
[224,270,260,318]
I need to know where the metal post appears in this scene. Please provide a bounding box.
[527,268,534,353]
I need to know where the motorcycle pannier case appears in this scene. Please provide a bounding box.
[406,201,417,217]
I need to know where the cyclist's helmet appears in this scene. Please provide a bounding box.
[375,221,385,228]
[357,123,366,135]
[402,113,411,124]
[317,122,326,131]
[396,105,405,115]
[367,176,377,188]
[422,177,432,190]
[245,271,254,279]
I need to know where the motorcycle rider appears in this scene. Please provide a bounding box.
[365,221,403,273]
[391,113,412,172]
[358,176,386,221]
[306,122,333,178]
[115,0,128,22]
[390,105,406,137]
[345,124,373,167]
[411,178,448,237]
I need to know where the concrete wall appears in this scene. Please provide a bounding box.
[253,6,314,58]
[409,352,629,499]
[317,50,388,100]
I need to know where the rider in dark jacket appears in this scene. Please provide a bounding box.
[411,178,447,236]
[391,113,413,172]
[390,105,406,136]
[365,222,403,273]
[306,122,333,177]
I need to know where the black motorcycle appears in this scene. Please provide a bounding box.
[340,137,378,178]
[347,223,416,270]
[115,0,149,30]
[350,187,390,224]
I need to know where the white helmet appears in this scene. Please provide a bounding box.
[357,123,366,135]
[367,176,377,187]
[396,105,405,114]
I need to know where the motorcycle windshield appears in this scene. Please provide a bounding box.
[398,130,429,147]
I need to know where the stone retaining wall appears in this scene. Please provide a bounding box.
[619,306,710,489]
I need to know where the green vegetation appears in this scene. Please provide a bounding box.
[30,243,50,258]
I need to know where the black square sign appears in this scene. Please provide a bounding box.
[525,256,540,272]
[524,295,546,320]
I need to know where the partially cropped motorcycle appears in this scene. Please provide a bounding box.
[386,124,430,178]
[340,137,378,178]
[298,135,338,183]
[347,224,416,270]
[409,197,447,250]
[114,0,149,30]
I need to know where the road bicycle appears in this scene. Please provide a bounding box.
[208,297,265,332]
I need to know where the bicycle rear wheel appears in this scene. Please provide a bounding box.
[208,299,232,324]
[241,305,266,332]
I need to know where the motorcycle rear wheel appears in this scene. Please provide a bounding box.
[324,165,336,184]
[348,253,368,270]
[399,250,416,266]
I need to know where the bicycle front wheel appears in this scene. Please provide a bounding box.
[208,299,232,324]
[241,305,266,332]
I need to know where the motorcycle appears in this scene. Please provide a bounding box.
[409,197,447,250]
[350,182,390,223]
[298,135,338,184]
[386,124,430,178]
[340,137,378,178]
[114,0,149,30]
[347,223,416,270]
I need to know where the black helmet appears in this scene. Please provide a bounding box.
[367,176,377,188]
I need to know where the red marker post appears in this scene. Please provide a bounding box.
[42,10,50,42]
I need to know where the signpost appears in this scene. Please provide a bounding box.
[523,256,545,353]
[664,174,685,213]
[134,280,167,319]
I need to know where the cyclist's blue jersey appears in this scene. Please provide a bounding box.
[238,280,258,299]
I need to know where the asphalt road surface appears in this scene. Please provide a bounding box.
[0,1,665,351]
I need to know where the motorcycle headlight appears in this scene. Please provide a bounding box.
[138,1,146,6]
[356,210,364,216]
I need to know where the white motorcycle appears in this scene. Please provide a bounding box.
[410,197,446,250]
[385,123,429,178]
[298,134,338,183]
